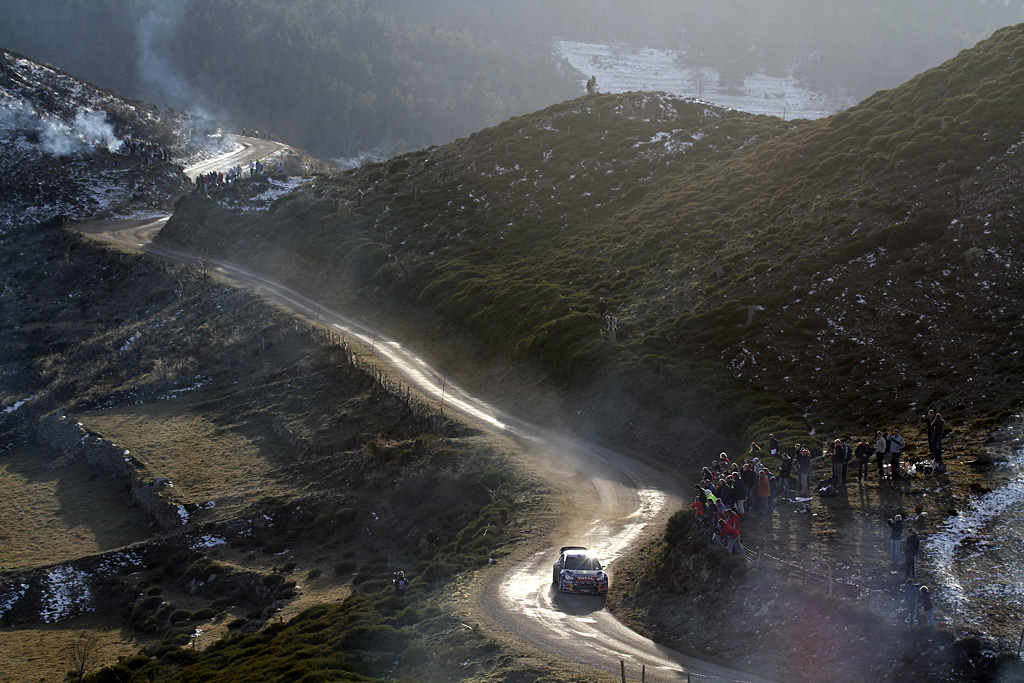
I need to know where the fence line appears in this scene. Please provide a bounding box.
[302,324,451,435]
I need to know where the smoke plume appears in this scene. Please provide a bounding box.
[0,96,122,156]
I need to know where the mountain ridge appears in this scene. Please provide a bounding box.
[162,22,1024,464]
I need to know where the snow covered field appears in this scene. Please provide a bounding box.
[557,40,856,120]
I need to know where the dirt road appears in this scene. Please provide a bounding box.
[80,158,779,682]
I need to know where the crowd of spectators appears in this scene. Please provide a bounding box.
[689,414,949,625]
[194,164,245,193]
[119,136,172,166]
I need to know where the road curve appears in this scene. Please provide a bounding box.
[80,175,777,683]
[183,135,286,181]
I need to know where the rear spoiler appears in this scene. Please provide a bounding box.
[559,546,589,553]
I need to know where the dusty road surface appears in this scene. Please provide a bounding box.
[184,134,285,181]
[80,164,778,682]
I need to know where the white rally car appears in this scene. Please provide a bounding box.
[551,546,609,595]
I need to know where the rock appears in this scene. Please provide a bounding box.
[963,246,984,263]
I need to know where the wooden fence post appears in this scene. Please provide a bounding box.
[620,660,626,683]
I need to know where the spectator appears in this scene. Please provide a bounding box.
[889,429,906,485]
[831,439,844,488]
[768,433,779,456]
[742,463,758,510]
[855,439,872,482]
[757,470,771,516]
[796,446,812,495]
[875,430,887,479]
[905,528,920,577]
[779,452,793,498]
[932,413,946,460]
[721,510,744,556]
[733,472,748,515]
[924,409,937,453]
[887,514,904,565]
[904,580,920,623]
[919,585,934,625]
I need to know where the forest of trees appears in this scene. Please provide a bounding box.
[3,0,1023,161]
[0,0,580,161]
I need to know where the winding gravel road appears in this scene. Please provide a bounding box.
[80,141,778,683]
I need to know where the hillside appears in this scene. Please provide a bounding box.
[0,0,581,161]
[0,212,555,682]
[0,47,215,230]
[162,23,1024,465]
[0,49,560,683]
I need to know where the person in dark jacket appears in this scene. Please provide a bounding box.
[919,585,934,624]
[932,413,946,460]
[855,439,872,482]
[796,446,812,495]
[887,514,904,565]
[779,453,793,498]
[732,473,748,515]
[905,528,920,577]
[904,580,919,622]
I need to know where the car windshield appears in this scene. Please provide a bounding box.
[564,554,601,571]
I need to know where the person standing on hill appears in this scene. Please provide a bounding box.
[768,433,779,456]
[905,528,920,577]
[796,445,812,495]
[830,439,844,488]
[596,296,607,319]
[932,412,946,460]
[887,514,904,565]
[742,463,758,510]
[889,429,906,484]
[918,585,934,625]
[924,409,937,453]
[904,580,920,623]
[855,439,872,482]
[875,430,888,479]
[779,452,793,498]
[840,438,852,486]
[756,470,771,516]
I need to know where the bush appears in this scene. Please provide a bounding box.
[334,560,357,576]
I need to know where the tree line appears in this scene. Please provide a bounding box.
[0,0,580,160]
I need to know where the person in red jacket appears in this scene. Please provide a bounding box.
[720,509,745,556]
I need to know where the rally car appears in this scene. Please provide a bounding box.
[551,546,608,595]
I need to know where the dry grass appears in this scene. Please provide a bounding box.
[81,401,293,519]
[0,444,150,573]
[0,617,141,683]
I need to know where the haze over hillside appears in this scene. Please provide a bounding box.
[4,9,1024,682]
[162,21,1024,463]
[3,1,1023,162]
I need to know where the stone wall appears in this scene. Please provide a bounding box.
[37,413,183,530]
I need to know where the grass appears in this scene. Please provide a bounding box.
[0,219,546,683]
[160,22,1024,468]
[0,443,151,572]
[82,404,292,519]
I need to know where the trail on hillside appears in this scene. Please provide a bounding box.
[81,157,779,681]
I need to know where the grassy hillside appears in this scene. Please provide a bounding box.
[162,23,1024,467]
[0,218,552,683]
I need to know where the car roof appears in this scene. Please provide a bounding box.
[559,546,590,554]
